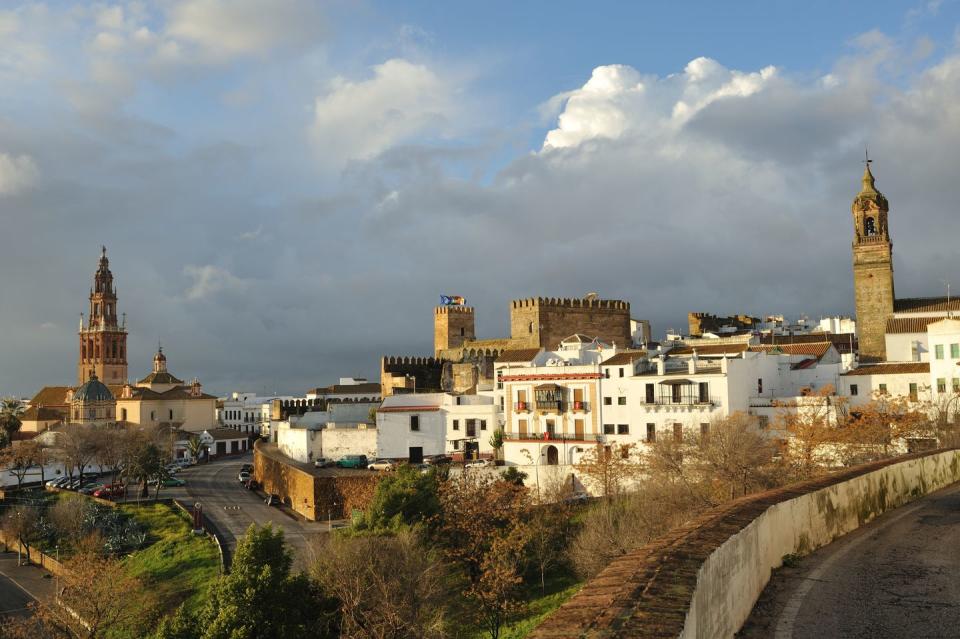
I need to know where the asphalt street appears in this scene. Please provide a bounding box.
[174,453,327,572]
[0,550,54,619]
[739,482,960,639]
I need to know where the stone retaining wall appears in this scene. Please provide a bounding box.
[530,448,960,638]
[254,440,378,520]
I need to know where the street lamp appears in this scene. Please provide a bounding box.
[328,501,338,530]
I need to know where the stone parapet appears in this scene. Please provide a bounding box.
[530,448,960,638]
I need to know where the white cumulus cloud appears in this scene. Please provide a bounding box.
[0,153,38,195]
[312,58,455,165]
[543,57,776,149]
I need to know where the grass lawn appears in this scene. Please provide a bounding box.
[469,573,582,639]
[120,502,220,613]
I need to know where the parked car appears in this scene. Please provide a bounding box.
[265,494,280,506]
[93,483,125,499]
[464,458,494,468]
[238,470,251,482]
[79,483,104,495]
[368,459,396,471]
[240,463,253,473]
[425,455,452,466]
[159,477,187,487]
[336,455,369,469]
[313,458,334,468]
[47,476,69,488]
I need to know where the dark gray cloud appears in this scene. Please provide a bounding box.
[2,9,960,399]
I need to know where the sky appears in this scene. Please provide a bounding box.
[2,0,960,397]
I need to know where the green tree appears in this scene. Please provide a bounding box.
[355,463,440,531]
[166,524,335,639]
[125,442,163,500]
[489,428,504,458]
[0,397,24,448]
[500,466,527,486]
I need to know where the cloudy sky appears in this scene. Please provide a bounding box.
[2,1,960,397]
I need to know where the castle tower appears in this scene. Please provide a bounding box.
[77,247,128,384]
[434,306,475,356]
[851,161,894,361]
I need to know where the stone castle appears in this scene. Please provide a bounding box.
[381,296,634,396]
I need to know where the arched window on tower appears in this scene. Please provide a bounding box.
[864,216,877,236]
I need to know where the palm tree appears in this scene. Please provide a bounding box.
[0,397,25,448]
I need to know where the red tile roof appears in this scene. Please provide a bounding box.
[601,351,647,366]
[750,342,833,358]
[894,297,960,313]
[668,344,749,356]
[842,362,930,376]
[29,386,72,407]
[885,316,948,334]
[496,349,543,364]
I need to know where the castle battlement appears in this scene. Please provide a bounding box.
[435,306,475,315]
[382,355,442,368]
[511,297,630,310]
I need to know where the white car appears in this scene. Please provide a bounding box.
[367,459,396,471]
[464,458,494,468]
[238,470,251,482]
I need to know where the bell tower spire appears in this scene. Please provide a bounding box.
[851,156,895,362]
[78,247,128,384]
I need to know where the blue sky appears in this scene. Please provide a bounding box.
[1,0,960,397]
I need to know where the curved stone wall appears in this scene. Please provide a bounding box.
[530,448,960,639]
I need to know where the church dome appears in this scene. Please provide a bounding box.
[74,373,114,403]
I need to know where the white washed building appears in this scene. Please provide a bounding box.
[376,393,498,462]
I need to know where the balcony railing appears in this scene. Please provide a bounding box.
[503,431,603,443]
[645,397,717,407]
[535,401,564,413]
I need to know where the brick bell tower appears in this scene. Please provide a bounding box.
[77,247,128,384]
[851,158,894,362]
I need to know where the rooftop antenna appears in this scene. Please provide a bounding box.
[943,280,952,319]
[864,146,871,166]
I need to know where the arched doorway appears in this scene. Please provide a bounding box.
[545,445,559,466]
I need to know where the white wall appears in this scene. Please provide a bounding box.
[886,332,928,362]
[377,410,446,459]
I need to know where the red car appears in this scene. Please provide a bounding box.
[93,483,126,499]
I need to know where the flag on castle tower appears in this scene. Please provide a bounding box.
[440,295,466,306]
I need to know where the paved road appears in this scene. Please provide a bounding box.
[176,454,328,572]
[739,482,960,639]
[0,550,55,618]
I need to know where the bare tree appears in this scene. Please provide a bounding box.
[29,537,159,639]
[433,472,531,639]
[55,424,98,481]
[0,444,35,491]
[314,531,451,639]
[573,442,642,497]
[48,496,90,546]
[569,481,701,578]
[1,506,42,564]
[690,413,780,501]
